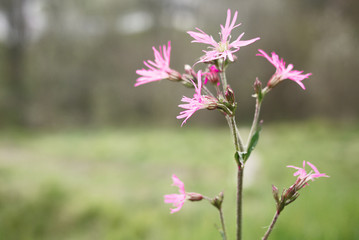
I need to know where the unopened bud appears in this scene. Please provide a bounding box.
[272,184,279,204]
[253,77,263,101]
[225,86,235,105]
[211,191,224,210]
[254,77,262,93]
[184,65,197,78]
[187,192,203,202]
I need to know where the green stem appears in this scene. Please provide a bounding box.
[262,210,280,240]
[246,97,262,147]
[226,115,244,240]
[236,165,244,240]
[226,116,244,152]
[219,207,227,240]
[220,70,228,93]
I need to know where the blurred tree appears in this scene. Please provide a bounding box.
[0,0,28,126]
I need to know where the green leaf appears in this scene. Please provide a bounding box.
[243,125,262,162]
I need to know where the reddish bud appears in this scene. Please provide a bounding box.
[225,86,235,105]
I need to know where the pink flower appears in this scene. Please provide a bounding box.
[188,9,260,63]
[164,174,187,213]
[203,65,220,85]
[177,70,218,126]
[135,41,180,87]
[287,161,329,188]
[256,49,312,90]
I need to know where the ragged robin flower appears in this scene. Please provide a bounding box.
[135,41,181,86]
[177,70,218,126]
[164,175,203,213]
[257,49,311,90]
[188,9,260,63]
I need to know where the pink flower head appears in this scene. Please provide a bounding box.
[188,9,260,63]
[164,174,187,213]
[256,49,312,90]
[177,70,218,126]
[203,65,220,85]
[135,41,181,87]
[287,161,329,188]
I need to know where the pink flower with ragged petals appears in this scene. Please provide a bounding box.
[135,41,181,87]
[177,70,218,126]
[188,9,260,63]
[287,161,329,188]
[256,49,312,90]
[164,174,187,213]
[203,65,220,85]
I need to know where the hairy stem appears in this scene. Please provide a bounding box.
[220,70,228,93]
[246,97,262,147]
[226,116,244,153]
[262,211,280,240]
[236,165,244,240]
[226,115,245,240]
[219,207,227,240]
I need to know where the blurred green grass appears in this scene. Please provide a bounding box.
[0,120,358,239]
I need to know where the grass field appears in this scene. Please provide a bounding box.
[0,120,358,239]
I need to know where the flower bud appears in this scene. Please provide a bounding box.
[272,184,279,204]
[184,64,197,78]
[253,77,263,101]
[211,191,224,210]
[187,192,203,202]
[254,77,262,93]
[225,85,235,105]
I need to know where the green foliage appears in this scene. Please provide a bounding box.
[0,120,358,239]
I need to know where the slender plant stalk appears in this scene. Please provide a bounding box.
[247,97,262,146]
[262,211,280,240]
[236,164,244,240]
[219,207,227,240]
[226,116,244,152]
[220,70,228,92]
[226,115,245,240]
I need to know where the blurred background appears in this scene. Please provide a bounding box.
[0,0,358,239]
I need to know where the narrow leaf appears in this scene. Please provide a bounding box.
[244,124,262,161]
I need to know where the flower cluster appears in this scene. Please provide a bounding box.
[135,10,327,232]
[135,10,262,126]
